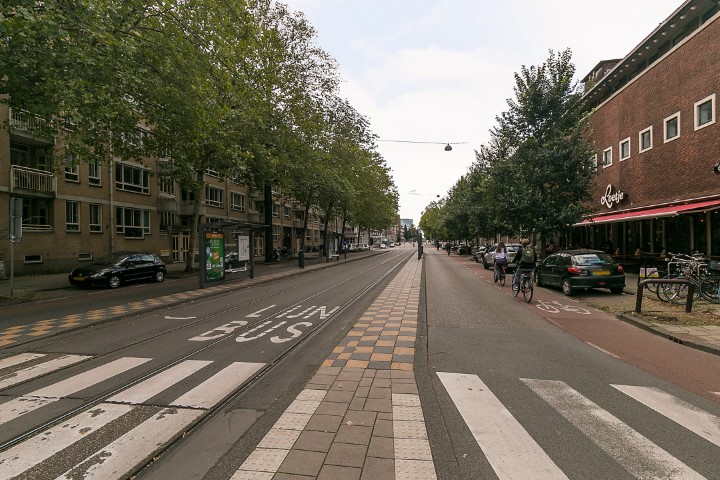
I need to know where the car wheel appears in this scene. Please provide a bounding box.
[610,286,624,294]
[483,259,490,270]
[108,275,121,289]
[535,272,544,287]
[562,278,574,296]
[155,270,165,283]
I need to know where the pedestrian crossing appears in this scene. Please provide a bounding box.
[0,352,265,480]
[438,372,720,480]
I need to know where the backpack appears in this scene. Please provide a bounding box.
[520,245,535,264]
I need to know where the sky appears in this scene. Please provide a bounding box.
[283,0,683,225]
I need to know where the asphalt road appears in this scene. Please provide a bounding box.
[420,248,720,479]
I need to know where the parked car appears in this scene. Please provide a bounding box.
[472,246,487,262]
[68,251,166,289]
[482,244,521,271]
[534,249,625,296]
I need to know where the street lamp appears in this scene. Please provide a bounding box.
[378,139,469,151]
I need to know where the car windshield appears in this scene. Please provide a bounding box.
[90,253,130,266]
[573,253,616,266]
[507,246,519,253]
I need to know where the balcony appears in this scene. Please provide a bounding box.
[247,210,260,223]
[9,108,53,145]
[178,202,205,216]
[157,196,178,213]
[11,165,56,196]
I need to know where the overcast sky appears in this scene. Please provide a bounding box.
[283,0,683,224]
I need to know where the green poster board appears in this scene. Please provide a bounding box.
[205,232,225,281]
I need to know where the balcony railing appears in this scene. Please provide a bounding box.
[11,165,56,194]
[9,108,49,132]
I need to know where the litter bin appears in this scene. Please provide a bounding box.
[298,251,305,269]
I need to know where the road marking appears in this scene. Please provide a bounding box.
[164,316,196,320]
[523,378,705,480]
[0,354,91,390]
[0,403,132,479]
[107,360,213,404]
[437,372,568,479]
[612,385,720,447]
[171,362,265,409]
[57,406,203,480]
[0,357,151,426]
[247,305,277,317]
[0,352,45,369]
[586,342,621,359]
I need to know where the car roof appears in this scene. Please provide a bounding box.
[555,249,606,255]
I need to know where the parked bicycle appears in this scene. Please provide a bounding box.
[512,270,533,302]
[656,252,706,304]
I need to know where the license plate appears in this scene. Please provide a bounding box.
[593,270,610,276]
[73,276,85,282]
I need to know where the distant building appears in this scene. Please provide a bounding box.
[400,218,414,228]
[573,0,719,257]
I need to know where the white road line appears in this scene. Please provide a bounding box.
[0,357,151,426]
[171,362,265,409]
[0,354,91,390]
[0,353,45,370]
[523,379,705,480]
[107,360,213,404]
[56,405,203,480]
[437,372,568,480]
[0,403,132,480]
[586,342,621,359]
[612,385,720,447]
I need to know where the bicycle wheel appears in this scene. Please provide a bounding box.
[523,280,533,302]
[499,272,506,287]
[512,280,519,297]
[699,276,720,303]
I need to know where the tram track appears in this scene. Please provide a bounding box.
[0,250,413,479]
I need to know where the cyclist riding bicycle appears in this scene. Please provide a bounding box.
[512,238,536,289]
[493,242,508,283]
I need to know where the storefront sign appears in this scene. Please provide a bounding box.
[600,184,626,209]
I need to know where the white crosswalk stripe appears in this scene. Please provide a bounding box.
[0,355,266,480]
[0,354,91,390]
[439,372,719,480]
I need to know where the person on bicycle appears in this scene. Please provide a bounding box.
[512,238,536,289]
[445,242,452,256]
[493,242,508,283]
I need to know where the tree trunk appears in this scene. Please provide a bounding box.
[185,168,204,273]
[264,183,273,263]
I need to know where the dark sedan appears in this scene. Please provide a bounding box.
[69,252,166,289]
[534,249,625,296]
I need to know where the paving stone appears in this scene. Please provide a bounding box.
[361,456,394,480]
[354,386,370,398]
[368,387,391,399]
[278,449,326,476]
[293,430,336,453]
[271,474,314,480]
[392,406,424,421]
[238,448,289,472]
[323,390,355,403]
[305,414,343,433]
[350,352,372,360]
[390,370,415,379]
[363,398,392,413]
[373,418,394,437]
[392,354,414,363]
[392,394,420,407]
[315,400,350,416]
[372,346,395,354]
[324,442,368,468]
[391,383,419,395]
[310,374,338,386]
[286,399,323,415]
[349,397,366,411]
[335,424,373,445]
[316,366,342,377]
[274,413,312,431]
[367,361,392,370]
[344,410,377,427]
[359,377,373,387]
[257,428,302,449]
[375,370,392,378]
[317,465,362,480]
[367,435,395,459]
[394,420,427,439]
[395,459,437,480]
[394,438,432,460]
[332,380,360,391]
[230,471,274,479]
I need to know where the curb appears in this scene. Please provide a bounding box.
[616,312,720,357]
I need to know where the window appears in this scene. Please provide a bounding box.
[116,206,150,238]
[272,203,280,217]
[284,206,291,218]
[65,155,79,182]
[205,185,224,207]
[88,159,101,186]
[160,211,175,235]
[205,169,221,178]
[24,254,43,264]
[639,126,653,153]
[694,94,716,130]
[231,192,245,211]
[89,204,102,233]
[602,147,612,168]
[78,252,93,261]
[158,162,175,196]
[664,112,680,142]
[273,225,281,241]
[619,138,630,161]
[66,201,80,232]
[115,163,150,194]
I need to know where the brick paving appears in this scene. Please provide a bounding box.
[231,257,436,480]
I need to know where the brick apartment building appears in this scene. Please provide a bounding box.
[573,0,720,260]
[0,103,371,276]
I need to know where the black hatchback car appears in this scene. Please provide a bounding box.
[68,252,166,289]
[534,249,625,296]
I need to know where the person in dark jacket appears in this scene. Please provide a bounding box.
[512,238,537,290]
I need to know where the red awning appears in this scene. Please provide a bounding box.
[576,199,720,226]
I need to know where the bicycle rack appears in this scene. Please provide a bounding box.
[635,278,695,313]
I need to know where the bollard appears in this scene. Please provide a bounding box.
[298,251,305,269]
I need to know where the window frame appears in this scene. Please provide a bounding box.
[602,147,612,168]
[115,162,150,195]
[205,185,224,208]
[664,112,681,143]
[619,138,631,161]
[639,126,653,153]
[694,93,716,131]
[64,155,79,183]
[230,192,245,211]
[66,201,80,232]
[116,206,151,238]
[88,159,101,186]
[89,203,102,233]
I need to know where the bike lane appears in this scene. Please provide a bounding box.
[455,255,720,403]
